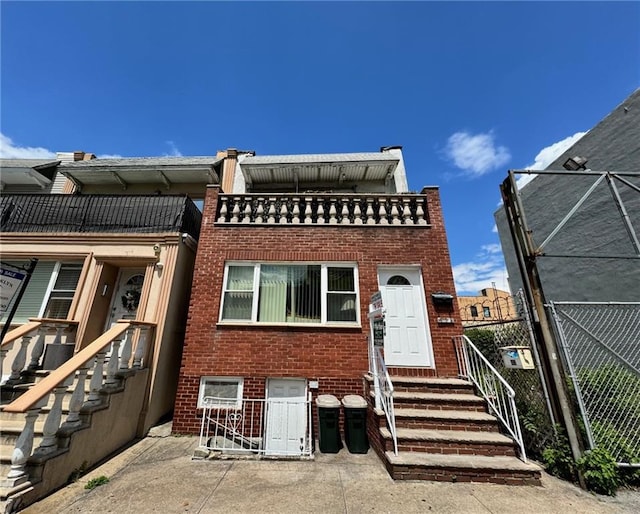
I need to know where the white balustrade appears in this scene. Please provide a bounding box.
[215,194,430,226]
[105,337,123,387]
[7,408,42,481]
[27,326,48,370]
[217,197,228,223]
[9,334,32,382]
[132,327,149,368]
[119,328,134,370]
[37,379,73,453]
[86,351,107,405]
[64,365,89,427]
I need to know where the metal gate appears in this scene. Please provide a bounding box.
[548,301,640,466]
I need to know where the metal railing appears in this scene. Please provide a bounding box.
[454,334,527,461]
[373,348,398,455]
[199,394,313,457]
[0,194,202,239]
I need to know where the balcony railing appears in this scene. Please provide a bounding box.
[216,194,430,226]
[0,194,202,239]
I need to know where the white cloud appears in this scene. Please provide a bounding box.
[516,131,587,188]
[97,154,124,159]
[164,140,182,157]
[0,132,56,159]
[445,131,511,177]
[453,244,510,295]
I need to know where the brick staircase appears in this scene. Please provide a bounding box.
[366,375,542,485]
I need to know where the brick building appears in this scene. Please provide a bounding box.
[172,149,461,444]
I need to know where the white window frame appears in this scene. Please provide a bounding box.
[198,376,244,409]
[38,261,83,319]
[219,262,360,326]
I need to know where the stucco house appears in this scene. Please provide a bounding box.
[1,154,222,510]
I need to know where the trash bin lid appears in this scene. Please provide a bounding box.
[316,394,341,408]
[342,394,367,408]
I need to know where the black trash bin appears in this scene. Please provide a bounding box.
[316,394,341,453]
[342,394,369,454]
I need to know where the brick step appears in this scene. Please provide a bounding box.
[392,391,487,412]
[380,427,516,456]
[392,408,499,432]
[384,451,542,486]
[390,377,475,395]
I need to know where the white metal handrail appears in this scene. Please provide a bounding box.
[453,334,527,461]
[374,348,398,455]
[199,394,313,457]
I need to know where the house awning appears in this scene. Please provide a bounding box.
[0,159,60,189]
[239,152,399,188]
[59,157,222,191]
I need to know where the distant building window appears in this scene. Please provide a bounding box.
[470,306,478,318]
[198,377,243,409]
[483,306,491,318]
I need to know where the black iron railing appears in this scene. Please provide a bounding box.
[0,194,202,239]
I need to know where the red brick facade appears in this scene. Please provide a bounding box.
[172,185,461,434]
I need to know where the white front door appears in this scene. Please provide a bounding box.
[378,267,433,367]
[265,378,307,456]
[105,268,145,330]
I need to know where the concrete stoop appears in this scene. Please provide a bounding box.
[0,369,148,513]
[365,375,542,486]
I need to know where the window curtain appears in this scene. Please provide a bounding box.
[259,265,288,322]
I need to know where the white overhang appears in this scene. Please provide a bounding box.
[239,153,399,187]
[0,160,59,189]
[59,157,222,190]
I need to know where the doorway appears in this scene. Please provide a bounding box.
[105,268,145,330]
[264,378,308,456]
[378,267,433,367]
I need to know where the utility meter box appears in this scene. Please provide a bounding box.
[500,346,535,370]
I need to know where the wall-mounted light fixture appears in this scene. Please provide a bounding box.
[155,262,164,270]
[563,156,588,171]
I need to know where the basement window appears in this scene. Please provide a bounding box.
[198,377,244,409]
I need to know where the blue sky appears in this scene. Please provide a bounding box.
[2,1,639,295]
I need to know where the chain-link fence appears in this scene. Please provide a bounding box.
[548,302,640,466]
[464,290,556,461]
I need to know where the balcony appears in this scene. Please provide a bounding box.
[216,193,430,226]
[0,194,202,239]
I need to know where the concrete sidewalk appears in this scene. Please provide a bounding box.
[22,427,640,514]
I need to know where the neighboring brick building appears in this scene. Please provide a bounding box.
[458,287,517,327]
[172,149,461,449]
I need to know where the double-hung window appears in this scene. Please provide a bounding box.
[1,260,82,324]
[220,263,359,325]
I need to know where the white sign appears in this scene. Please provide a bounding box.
[370,291,383,311]
[0,267,26,314]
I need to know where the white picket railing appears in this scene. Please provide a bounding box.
[453,334,527,461]
[373,348,398,455]
[199,394,313,457]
